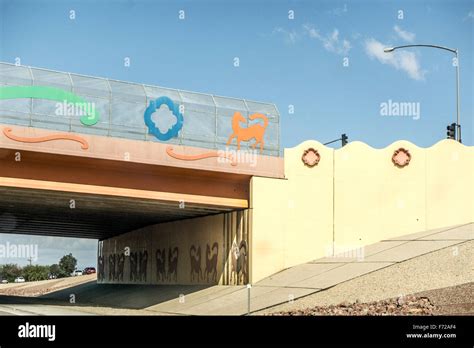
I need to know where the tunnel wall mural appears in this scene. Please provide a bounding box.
[97,210,249,286]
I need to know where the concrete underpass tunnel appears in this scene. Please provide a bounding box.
[0,148,252,287]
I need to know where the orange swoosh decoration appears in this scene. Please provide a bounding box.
[3,127,89,150]
[166,146,237,166]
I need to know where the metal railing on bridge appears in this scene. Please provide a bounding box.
[0,62,280,156]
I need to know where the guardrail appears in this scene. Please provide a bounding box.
[0,62,280,156]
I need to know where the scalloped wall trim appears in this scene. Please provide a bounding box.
[286,139,473,152]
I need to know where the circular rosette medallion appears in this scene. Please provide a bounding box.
[302,148,321,167]
[392,148,411,168]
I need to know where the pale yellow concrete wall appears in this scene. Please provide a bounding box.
[99,210,249,285]
[334,139,474,246]
[250,140,334,283]
[334,140,427,247]
[250,177,288,282]
[472,145,474,223]
[425,140,474,229]
[251,139,473,283]
[100,140,473,285]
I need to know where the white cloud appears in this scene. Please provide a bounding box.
[467,10,474,20]
[0,234,97,267]
[272,27,299,44]
[393,25,415,42]
[365,38,425,80]
[303,24,351,55]
[328,4,348,16]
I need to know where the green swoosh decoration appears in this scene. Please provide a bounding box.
[0,86,99,126]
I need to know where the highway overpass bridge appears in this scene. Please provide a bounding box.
[0,62,284,286]
[1,62,473,287]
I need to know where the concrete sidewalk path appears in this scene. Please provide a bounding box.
[2,223,470,316]
[146,223,473,315]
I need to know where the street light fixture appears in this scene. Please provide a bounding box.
[384,44,461,142]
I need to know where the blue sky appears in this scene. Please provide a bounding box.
[1,0,473,148]
[0,0,473,266]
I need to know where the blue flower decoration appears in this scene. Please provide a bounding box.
[144,96,184,141]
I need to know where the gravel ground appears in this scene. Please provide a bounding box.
[267,283,474,316]
[269,295,438,316]
[257,240,474,315]
[415,282,474,315]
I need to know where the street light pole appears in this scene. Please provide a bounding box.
[384,44,461,142]
[455,49,461,143]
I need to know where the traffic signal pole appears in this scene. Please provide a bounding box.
[446,123,456,140]
[323,134,349,147]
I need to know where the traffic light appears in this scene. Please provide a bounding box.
[446,123,456,140]
[341,133,348,147]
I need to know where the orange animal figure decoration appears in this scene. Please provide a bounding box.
[226,112,268,153]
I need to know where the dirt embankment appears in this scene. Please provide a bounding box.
[0,274,96,297]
